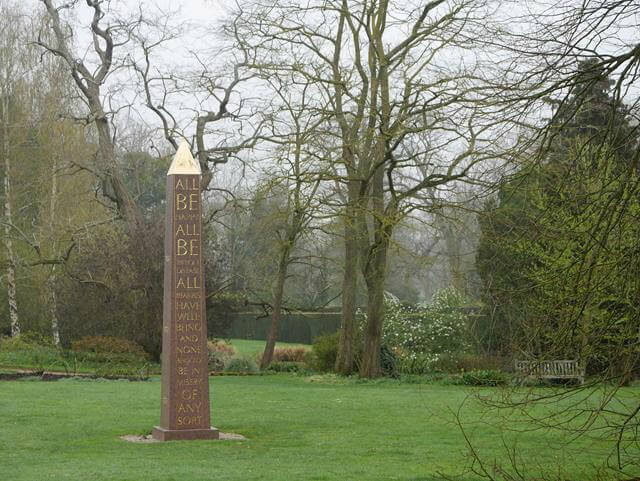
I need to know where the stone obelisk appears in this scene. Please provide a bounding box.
[152,142,219,441]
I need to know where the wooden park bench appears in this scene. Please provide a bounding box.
[515,360,585,384]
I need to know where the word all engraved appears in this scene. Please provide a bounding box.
[152,143,218,441]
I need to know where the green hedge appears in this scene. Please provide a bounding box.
[228,312,341,344]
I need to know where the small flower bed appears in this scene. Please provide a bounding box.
[273,346,307,362]
[207,340,236,371]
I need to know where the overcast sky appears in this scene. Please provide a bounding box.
[25,0,223,21]
[23,0,639,166]
[26,0,235,141]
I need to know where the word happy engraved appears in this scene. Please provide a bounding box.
[152,142,219,441]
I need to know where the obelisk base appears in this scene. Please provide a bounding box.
[152,426,219,441]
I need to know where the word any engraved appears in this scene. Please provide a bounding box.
[152,142,219,441]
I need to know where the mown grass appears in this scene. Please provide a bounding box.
[1,374,636,481]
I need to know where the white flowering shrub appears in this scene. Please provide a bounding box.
[360,288,470,372]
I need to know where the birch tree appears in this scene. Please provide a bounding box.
[0,2,31,337]
[0,2,104,341]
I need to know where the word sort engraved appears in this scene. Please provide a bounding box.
[177,416,203,426]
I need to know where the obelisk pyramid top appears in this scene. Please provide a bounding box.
[167,141,201,176]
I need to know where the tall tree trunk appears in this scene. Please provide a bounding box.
[2,100,18,337]
[46,154,60,345]
[40,3,141,228]
[260,246,290,369]
[359,135,390,378]
[335,181,359,374]
[91,96,140,227]
[359,241,388,378]
[443,223,465,293]
[335,231,357,374]
[46,271,59,345]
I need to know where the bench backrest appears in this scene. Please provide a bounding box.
[515,360,583,376]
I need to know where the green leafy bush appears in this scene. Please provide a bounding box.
[0,335,61,372]
[93,361,151,380]
[380,344,397,377]
[56,222,164,360]
[430,353,507,374]
[310,332,340,372]
[224,356,259,374]
[457,369,508,386]
[360,288,470,375]
[207,340,236,371]
[383,289,469,355]
[266,361,309,374]
[0,334,53,352]
[72,336,149,359]
[394,351,436,375]
[13,332,54,347]
[303,350,316,369]
[0,334,157,376]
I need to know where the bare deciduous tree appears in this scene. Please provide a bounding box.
[128,9,267,192]
[258,76,327,368]
[38,0,141,225]
[0,1,26,337]
[231,0,505,376]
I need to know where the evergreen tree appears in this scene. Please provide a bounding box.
[549,59,637,165]
[476,63,640,373]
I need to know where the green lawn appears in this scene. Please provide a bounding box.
[226,338,310,357]
[1,375,635,481]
